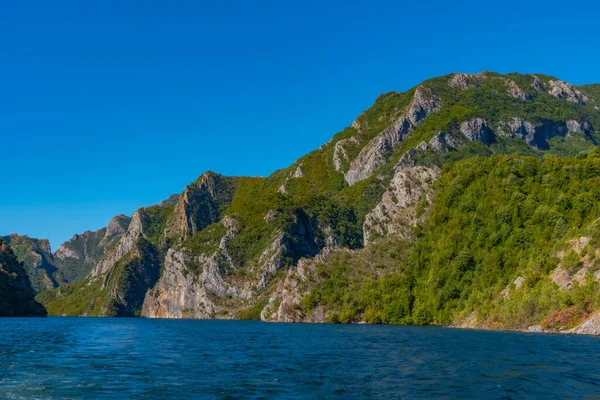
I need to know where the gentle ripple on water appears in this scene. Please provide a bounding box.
[0,318,599,399]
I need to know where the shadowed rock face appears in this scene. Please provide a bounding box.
[0,238,47,316]
[460,118,494,144]
[164,172,237,238]
[497,118,594,150]
[103,238,161,317]
[1,234,63,292]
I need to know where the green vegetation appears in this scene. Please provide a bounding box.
[37,278,107,316]
[0,238,47,316]
[38,238,161,317]
[32,72,600,326]
[303,150,600,328]
[2,235,64,292]
[140,204,174,247]
[578,84,600,103]
[184,222,227,259]
[238,298,270,320]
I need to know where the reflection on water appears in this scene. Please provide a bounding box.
[1,318,599,398]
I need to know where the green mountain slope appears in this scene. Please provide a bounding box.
[296,152,600,329]
[0,238,47,316]
[36,72,600,333]
[1,234,65,292]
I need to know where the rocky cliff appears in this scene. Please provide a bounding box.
[2,214,132,293]
[36,71,600,335]
[0,238,47,316]
[54,214,131,282]
[1,234,64,292]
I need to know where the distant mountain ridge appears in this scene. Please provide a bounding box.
[3,214,132,292]
[54,214,132,282]
[27,71,600,335]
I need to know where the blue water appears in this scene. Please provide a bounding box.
[1,319,600,399]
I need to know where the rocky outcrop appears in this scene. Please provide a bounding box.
[164,172,237,238]
[449,72,486,90]
[550,237,600,290]
[548,80,589,105]
[344,86,441,186]
[344,116,411,186]
[364,165,439,245]
[333,136,358,172]
[460,118,493,143]
[142,208,325,319]
[261,248,337,323]
[408,86,441,125]
[104,215,131,239]
[2,234,63,292]
[505,79,531,100]
[292,164,305,178]
[91,211,146,278]
[142,217,252,319]
[0,238,47,316]
[569,312,600,335]
[257,211,321,289]
[496,118,593,149]
[531,75,544,91]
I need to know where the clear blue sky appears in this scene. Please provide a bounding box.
[2,0,599,249]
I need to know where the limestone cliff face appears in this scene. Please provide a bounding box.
[363,165,439,245]
[164,172,237,238]
[496,118,594,150]
[53,214,131,282]
[344,86,441,186]
[142,210,325,319]
[261,248,337,323]
[0,238,47,316]
[547,79,589,105]
[460,118,493,143]
[142,217,251,319]
[91,211,146,278]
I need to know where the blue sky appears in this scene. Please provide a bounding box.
[2,0,599,248]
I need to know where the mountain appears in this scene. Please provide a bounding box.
[3,215,132,293]
[53,214,132,282]
[0,238,47,316]
[36,71,600,333]
[1,234,65,292]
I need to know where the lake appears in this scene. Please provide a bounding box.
[1,318,599,399]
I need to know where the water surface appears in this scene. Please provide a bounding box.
[1,318,599,398]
